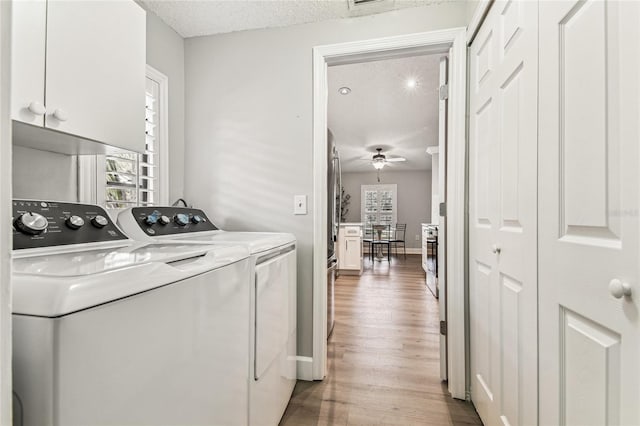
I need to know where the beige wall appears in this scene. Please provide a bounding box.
[184,3,467,357]
[342,170,431,249]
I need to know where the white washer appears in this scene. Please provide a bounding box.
[12,200,251,426]
[117,206,297,426]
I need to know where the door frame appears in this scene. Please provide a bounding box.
[0,0,12,422]
[311,27,468,399]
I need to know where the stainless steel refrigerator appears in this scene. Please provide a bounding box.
[327,129,341,339]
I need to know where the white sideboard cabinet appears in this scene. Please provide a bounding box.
[11,0,146,153]
[337,223,363,275]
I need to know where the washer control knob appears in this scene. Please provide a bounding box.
[65,215,85,230]
[91,215,109,229]
[144,211,160,225]
[191,215,203,224]
[175,213,190,226]
[159,215,171,225]
[15,212,49,235]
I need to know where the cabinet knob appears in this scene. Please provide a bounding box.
[609,279,632,299]
[27,101,46,116]
[52,109,69,122]
[491,244,501,254]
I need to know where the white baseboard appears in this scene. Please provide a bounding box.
[363,247,421,255]
[296,356,314,381]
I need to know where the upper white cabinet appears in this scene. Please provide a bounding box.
[11,0,146,154]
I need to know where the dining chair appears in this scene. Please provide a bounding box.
[371,224,391,262]
[362,225,374,261]
[390,223,407,259]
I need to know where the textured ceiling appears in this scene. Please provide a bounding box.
[328,53,443,173]
[140,0,452,38]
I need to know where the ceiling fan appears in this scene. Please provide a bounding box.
[370,148,406,170]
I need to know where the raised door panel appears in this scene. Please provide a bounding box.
[342,236,361,270]
[538,1,640,425]
[45,0,146,153]
[10,0,46,126]
[470,1,538,425]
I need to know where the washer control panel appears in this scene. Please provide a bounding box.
[13,200,128,250]
[131,207,218,237]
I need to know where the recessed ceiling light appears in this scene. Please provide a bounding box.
[338,87,351,95]
[406,78,418,89]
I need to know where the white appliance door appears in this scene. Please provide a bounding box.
[538,1,640,425]
[251,248,297,426]
[13,259,251,426]
[469,1,538,425]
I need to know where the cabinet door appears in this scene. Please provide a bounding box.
[11,0,46,126]
[342,237,361,270]
[45,0,146,152]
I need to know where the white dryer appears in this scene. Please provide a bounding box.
[117,206,297,426]
[11,200,251,426]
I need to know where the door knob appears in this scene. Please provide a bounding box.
[52,109,68,122]
[609,279,632,299]
[491,244,501,254]
[27,101,46,116]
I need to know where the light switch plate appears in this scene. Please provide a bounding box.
[294,195,307,215]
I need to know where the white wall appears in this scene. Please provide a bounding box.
[146,11,185,202]
[184,2,466,357]
[12,146,77,201]
[342,170,431,249]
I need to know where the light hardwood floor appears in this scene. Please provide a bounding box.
[280,254,483,426]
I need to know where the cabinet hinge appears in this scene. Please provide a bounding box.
[439,202,447,217]
[439,84,449,100]
[440,320,447,336]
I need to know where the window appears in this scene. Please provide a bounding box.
[361,184,397,231]
[79,65,168,210]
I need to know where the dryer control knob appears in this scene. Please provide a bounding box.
[15,212,48,235]
[192,215,203,224]
[159,215,171,225]
[175,213,189,226]
[65,215,85,230]
[91,215,109,228]
[145,214,159,225]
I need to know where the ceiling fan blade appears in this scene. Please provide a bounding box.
[386,157,406,162]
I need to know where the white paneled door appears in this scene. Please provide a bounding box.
[469,1,538,425]
[538,1,640,425]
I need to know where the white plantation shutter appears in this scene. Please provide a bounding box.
[104,77,160,208]
[361,184,397,234]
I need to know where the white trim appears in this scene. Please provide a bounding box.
[426,146,440,155]
[296,356,314,381]
[312,28,467,399]
[0,1,11,422]
[77,155,98,204]
[145,64,169,205]
[466,0,493,45]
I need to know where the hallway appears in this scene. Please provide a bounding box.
[280,255,482,425]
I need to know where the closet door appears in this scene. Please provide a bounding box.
[538,1,640,425]
[468,1,538,425]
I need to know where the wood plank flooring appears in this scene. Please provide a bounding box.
[280,255,483,426]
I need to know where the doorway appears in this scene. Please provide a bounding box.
[311,28,468,400]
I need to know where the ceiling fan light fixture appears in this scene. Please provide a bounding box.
[372,159,385,170]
